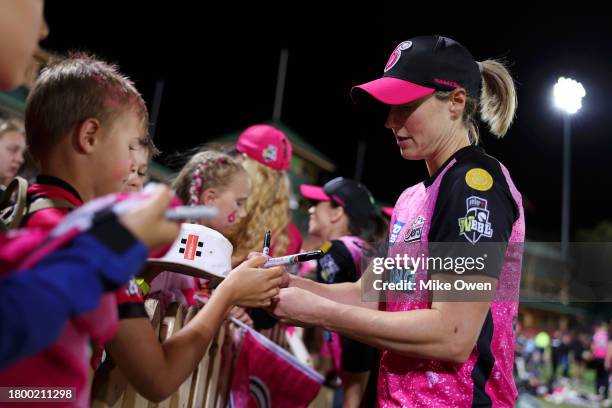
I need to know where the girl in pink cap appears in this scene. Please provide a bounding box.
[270,35,524,408]
[226,124,303,329]
[227,124,300,267]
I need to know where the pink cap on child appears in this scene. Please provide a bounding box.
[236,124,292,171]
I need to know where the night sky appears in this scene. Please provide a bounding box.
[40,7,612,240]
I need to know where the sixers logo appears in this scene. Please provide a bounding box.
[404,215,425,243]
[262,145,278,163]
[384,41,412,73]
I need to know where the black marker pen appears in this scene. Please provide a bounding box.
[263,250,323,267]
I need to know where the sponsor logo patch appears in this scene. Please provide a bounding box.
[389,220,406,244]
[180,234,203,260]
[465,168,493,192]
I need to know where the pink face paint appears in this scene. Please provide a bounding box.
[227,211,237,224]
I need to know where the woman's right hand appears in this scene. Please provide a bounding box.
[219,256,284,307]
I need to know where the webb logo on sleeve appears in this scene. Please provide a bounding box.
[458,196,493,244]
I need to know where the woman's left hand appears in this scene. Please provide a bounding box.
[268,287,325,327]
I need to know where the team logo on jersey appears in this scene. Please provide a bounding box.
[262,145,278,163]
[179,234,203,260]
[458,196,493,244]
[389,220,406,244]
[320,254,340,283]
[384,41,413,72]
[404,215,425,243]
[465,168,493,191]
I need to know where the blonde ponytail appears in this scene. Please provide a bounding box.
[478,59,517,138]
[435,59,517,144]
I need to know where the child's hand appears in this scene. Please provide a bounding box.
[246,252,291,288]
[246,251,265,260]
[220,256,284,308]
[228,306,253,328]
[120,185,180,249]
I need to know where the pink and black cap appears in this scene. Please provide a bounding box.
[300,177,379,222]
[351,35,482,105]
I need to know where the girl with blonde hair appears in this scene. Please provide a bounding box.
[227,124,301,266]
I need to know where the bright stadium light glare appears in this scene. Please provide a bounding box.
[553,77,586,114]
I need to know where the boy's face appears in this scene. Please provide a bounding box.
[0,0,48,90]
[0,131,26,186]
[90,111,145,197]
[123,145,149,192]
